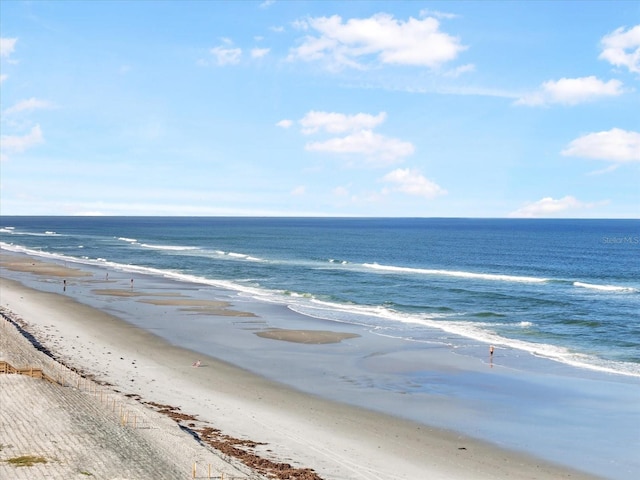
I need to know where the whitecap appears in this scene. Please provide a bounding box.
[139,243,199,251]
[574,282,637,293]
[363,263,547,283]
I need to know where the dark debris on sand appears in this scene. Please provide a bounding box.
[144,401,324,480]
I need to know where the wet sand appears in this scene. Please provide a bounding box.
[1,255,90,278]
[256,329,360,344]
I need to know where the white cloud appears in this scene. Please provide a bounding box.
[289,13,466,70]
[515,76,624,106]
[599,25,640,74]
[291,185,305,196]
[276,119,293,128]
[381,168,446,199]
[300,111,386,134]
[0,125,44,159]
[509,196,599,218]
[251,48,270,59]
[259,0,275,9]
[561,128,640,163]
[443,63,475,78]
[295,110,414,166]
[306,130,414,165]
[0,74,7,83]
[0,37,17,57]
[4,97,53,115]
[419,9,459,20]
[332,186,350,197]
[210,45,242,65]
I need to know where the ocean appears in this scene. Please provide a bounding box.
[1,216,639,478]
[2,217,638,376]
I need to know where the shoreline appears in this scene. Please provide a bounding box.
[0,272,601,479]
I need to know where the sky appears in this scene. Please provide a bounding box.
[1,0,639,218]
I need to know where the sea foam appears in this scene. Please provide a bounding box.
[573,281,638,293]
[363,262,547,283]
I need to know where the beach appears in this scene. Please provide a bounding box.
[0,254,604,479]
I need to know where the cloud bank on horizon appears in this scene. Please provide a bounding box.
[0,1,638,218]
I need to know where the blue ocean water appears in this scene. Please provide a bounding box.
[2,216,639,377]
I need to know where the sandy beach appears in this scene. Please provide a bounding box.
[0,255,602,480]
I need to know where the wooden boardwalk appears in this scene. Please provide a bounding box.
[0,360,56,383]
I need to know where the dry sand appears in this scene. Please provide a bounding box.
[0,305,263,480]
[0,275,600,480]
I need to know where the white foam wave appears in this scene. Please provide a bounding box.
[139,243,199,251]
[573,282,638,293]
[363,263,547,283]
[1,243,76,262]
[119,242,264,262]
[430,319,639,377]
[2,230,63,237]
[0,242,260,297]
[286,299,640,377]
[220,251,263,262]
[0,227,15,233]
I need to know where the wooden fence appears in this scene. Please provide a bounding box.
[0,360,59,384]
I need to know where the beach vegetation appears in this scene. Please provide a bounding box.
[6,455,47,467]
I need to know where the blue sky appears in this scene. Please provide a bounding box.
[1,1,638,217]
